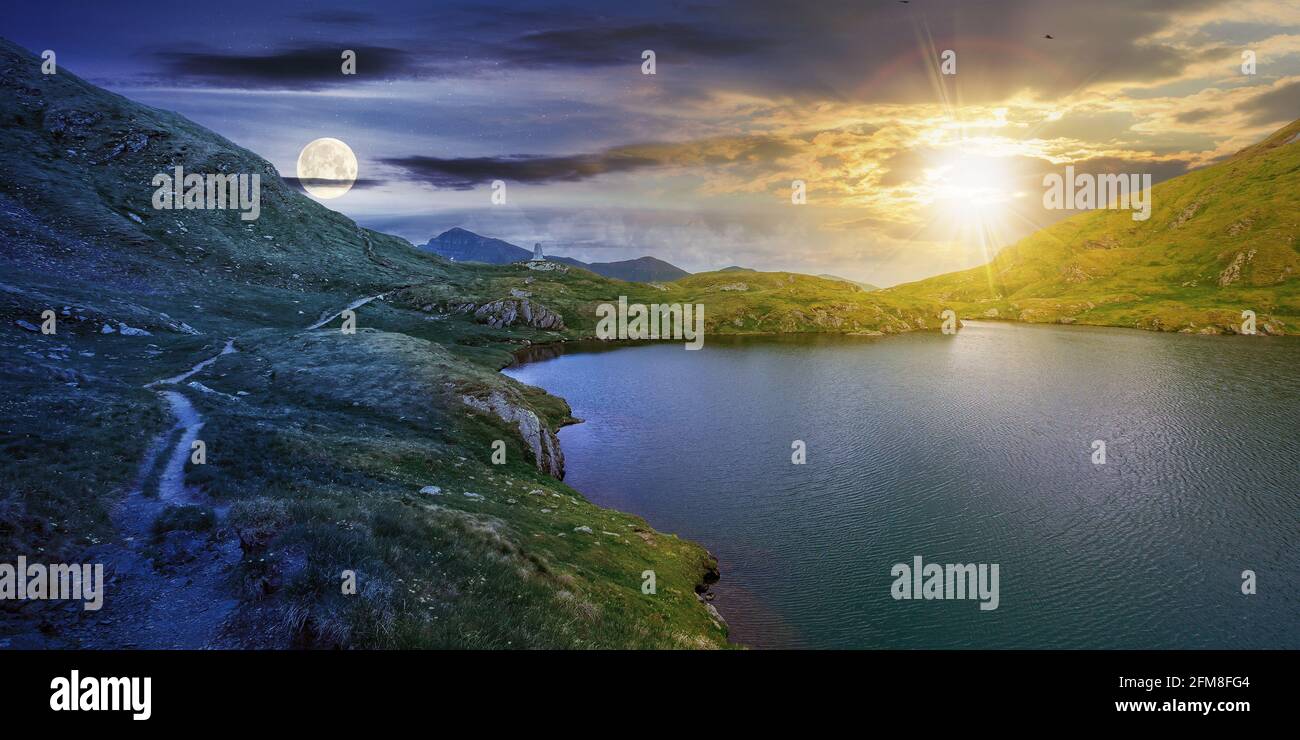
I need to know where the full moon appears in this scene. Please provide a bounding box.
[296,137,358,199]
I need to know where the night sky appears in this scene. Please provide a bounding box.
[8,0,1300,284]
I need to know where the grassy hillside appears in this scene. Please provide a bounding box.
[395,265,945,344]
[886,120,1300,335]
[0,37,947,648]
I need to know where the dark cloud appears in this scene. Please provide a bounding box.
[383,134,799,188]
[1069,156,1191,183]
[495,22,771,67]
[1036,110,1138,142]
[1175,108,1218,124]
[139,15,768,90]
[150,45,414,89]
[127,0,1231,103]
[293,10,376,25]
[381,152,661,190]
[687,0,1225,103]
[281,177,387,192]
[1242,80,1300,125]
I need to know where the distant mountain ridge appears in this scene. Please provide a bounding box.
[818,274,880,291]
[422,228,690,282]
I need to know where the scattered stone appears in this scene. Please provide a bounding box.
[117,323,152,336]
[463,491,484,500]
[419,485,442,496]
[1061,264,1091,283]
[574,526,593,534]
[522,260,567,273]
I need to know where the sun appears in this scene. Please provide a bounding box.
[926,152,1018,224]
[920,147,1027,260]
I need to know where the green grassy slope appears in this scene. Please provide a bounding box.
[0,37,947,648]
[885,120,1300,335]
[395,265,945,345]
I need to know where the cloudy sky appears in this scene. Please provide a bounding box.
[9,0,1300,285]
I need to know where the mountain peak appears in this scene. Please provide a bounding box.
[421,228,691,282]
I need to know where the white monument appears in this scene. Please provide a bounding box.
[523,241,565,272]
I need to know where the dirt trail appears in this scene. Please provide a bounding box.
[305,293,386,331]
[146,337,235,387]
[69,294,398,647]
[62,340,242,648]
[155,390,206,506]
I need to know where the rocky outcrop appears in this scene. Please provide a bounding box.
[1226,217,1254,236]
[1083,235,1120,250]
[473,297,565,330]
[461,391,565,478]
[1061,264,1092,283]
[1171,193,1210,229]
[42,109,103,138]
[1218,249,1256,286]
[523,260,567,273]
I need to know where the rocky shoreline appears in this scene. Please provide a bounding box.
[500,336,731,641]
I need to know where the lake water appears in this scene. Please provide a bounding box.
[504,322,1300,649]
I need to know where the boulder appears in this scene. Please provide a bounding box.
[473,297,565,330]
[461,390,565,478]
